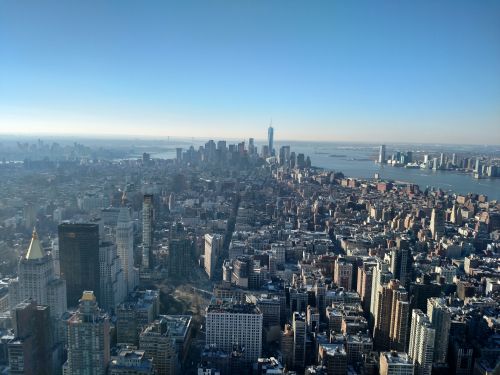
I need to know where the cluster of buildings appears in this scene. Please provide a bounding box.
[377,144,500,178]
[0,131,498,374]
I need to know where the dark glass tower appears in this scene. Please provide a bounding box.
[58,223,100,307]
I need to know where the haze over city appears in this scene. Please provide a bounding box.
[1,0,499,144]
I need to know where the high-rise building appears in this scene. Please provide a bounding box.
[369,260,392,328]
[168,222,193,278]
[59,223,100,307]
[379,351,414,375]
[390,246,411,286]
[139,318,177,375]
[430,207,445,240]
[99,241,126,311]
[65,291,110,375]
[408,309,435,375]
[379,145,386,164]
[8,301,52,375]
[9,229,67,319]
[205,301,263,363]
[116,206,136,293]
[357,261,376,314]
[204,234,223,280]
[142,194,154,269]
[268,126,274,156]
[373,279,409,352]
[292,312,306,371]
[427,298,451,363]
[334,258,353,291]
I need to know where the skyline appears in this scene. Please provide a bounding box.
[1,1,500,144]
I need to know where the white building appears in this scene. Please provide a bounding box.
[99,241,126,311]
[408,309,435,375]
[205,302,263,363]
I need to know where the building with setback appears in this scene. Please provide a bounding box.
[65,291,110,375]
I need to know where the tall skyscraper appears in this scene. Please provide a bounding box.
[9,229,67,319]
[268,126,274,156]
[204,233,223,280]
[65,291,110,375]
[408,309,435,375]
[378,145,386,163]
[168,222,193,278]
[373,279,409,352]
[116,206,136,293]
[8,301,52,375]
[390,245,411,286]
[357,260,377,314]
[205,301,263,363]
[58,223,100,307]
[142,194,154,269]
[370,259,392,328]
[427,297,451,363]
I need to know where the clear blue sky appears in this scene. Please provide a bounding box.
[1,0,499,144]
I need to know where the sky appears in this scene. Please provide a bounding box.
[0,1,499,144]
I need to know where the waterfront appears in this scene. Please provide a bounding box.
[149,139,500,200]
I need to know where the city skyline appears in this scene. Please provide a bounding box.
[1,1,499,144]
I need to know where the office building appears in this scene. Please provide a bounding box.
[116,206,136,293]
[357,261,376,314]
[8,301,52,375]
[142,194,154,269]
[204,234,223,280]
[390,245,411,286]
[292,312,306,371]
[65,291,110,375]
[379,145,386,163]
[9,229,67,319]
[427,298,450,363]
[408,309,435,375]
[317,344,347,375]
[168,223,193,278]
[379,351,414,375]
[139,318,177,375]
[205,301,262,363]
[59,223,101,307]
[369,260,392,328]
[268,126,274,156]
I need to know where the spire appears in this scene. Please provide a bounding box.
[26,227,44,260]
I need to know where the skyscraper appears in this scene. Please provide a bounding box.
[408,309,435,375]
[292,312,306,371]
[9,229,67,319]
[65,291,110,375]
[378,145,386,163]
[59,223,100,307]
[142,194,154,269]
[427,297,451,363]
[268,126,274,156]
[116,206,136,293]
[99,241,126,311]
[8,301,52,375]
[373,279,409,352]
